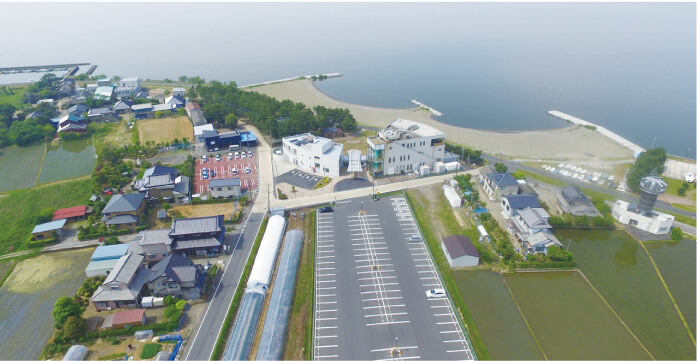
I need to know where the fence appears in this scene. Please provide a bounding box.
[159,143,194,153]
[158,334,184,361]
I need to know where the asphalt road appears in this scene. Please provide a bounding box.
[314,195,473,360]
[483,155,696,218]
[181,210,265,361]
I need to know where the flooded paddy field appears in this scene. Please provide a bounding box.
[0,249,92,360]
[38,138,96,184]
[559,229,696,360]
[0,144,44,192]
[504,271,651,360]
[645,240,696,337]
[453,270,543,360]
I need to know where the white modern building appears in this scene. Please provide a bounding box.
[115,77,142,99]
[367,118,446,176]
[194,124,215,142]
[282,133,343,177]
[612,199,674,235]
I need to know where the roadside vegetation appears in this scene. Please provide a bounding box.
[627,147,667,192]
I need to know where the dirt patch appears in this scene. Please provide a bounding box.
[5,249,90,293]
[409,184,450,240]
[176,203,247,220]
[138,115,194,145]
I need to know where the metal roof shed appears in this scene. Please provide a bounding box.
[31,219,67,234]
[91,243,130,261]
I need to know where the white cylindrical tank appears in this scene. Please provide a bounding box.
[247,215,287,290]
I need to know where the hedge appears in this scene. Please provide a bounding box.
[79,229,132,241]
[210,215,269,360]
[27,237,58,248]
[83,320,179,340]
[515,261,577,269]
[192,196,247,206]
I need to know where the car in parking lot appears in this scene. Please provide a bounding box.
[214,146,219,151]
[215,154,221,161]
[210,170,216,178]
[241,152,247,159]
[234,151,240,159]
[202,155,207,162]
[425,288,446,298]
[409,234,422,242]
[232,168,238,175]
[245,167,251,174]
[228,152,233,160]
[247,151,253,158]
[319,206,333,213]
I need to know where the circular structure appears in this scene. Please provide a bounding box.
[334,178,373,192]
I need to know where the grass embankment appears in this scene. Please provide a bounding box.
[0,178,92,255]
[404,191,491,360]
[0,85,28,108]
[283,211,315,360]
[210,215,269,360]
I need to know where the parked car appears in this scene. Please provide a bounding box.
[241,152,247,159]
[245,167,251,174]
[214,147,219,151]
[202,155,207,162]
[232,168,238,175]
[210,170,216,178]
[215,154,221,161]
[228,152,234,160]
[425,288,446,298]
[235,152,240,159]
[319,206,333,213]
[409,234,422,242]
[247,151,253,158]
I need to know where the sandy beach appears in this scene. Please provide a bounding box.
[245,79,635,162]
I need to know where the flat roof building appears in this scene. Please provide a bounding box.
[282,133,343,177]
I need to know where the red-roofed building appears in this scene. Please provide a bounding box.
[185,101,201,117]
[101,308,147,329]
[53,205,92,222]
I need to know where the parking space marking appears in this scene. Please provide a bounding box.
[366,320,411,326]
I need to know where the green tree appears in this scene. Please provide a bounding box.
[225,113,238,128]
[179,75,188,82]
[671,227,683,241]
[52,297,82,328]
[62,316,86,341]
[37,207,57,223]
[575,215,590,227]
[511,171,525,180]
[176,299,187,311]
[627,148,666,192]
[494,162,508,173]
[164,304,181,322]
[677,187,686,196]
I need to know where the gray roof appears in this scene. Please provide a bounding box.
[142,165,177,179]
[140,228,173,246]
[91,263,149,303]
[173,175,189,195]
[104,253,144,286]
[527,232,562,248]
[201,129,217,138]
[561,186,588,205]
[442,235,480,259]
[105,214,139,225]
[31,219,67,234]
[165,95,185,105]
[153,104,173,112]
[102,193,146,214]
[518,208,552,229]
[67,104,87,115]
[485,172,520,189]
[113,100,133,110]
[147,254,196,284]
[170,215,223,236]
[209,178,240,188]
[132,103,153,111]
[503,194,540,209]
[190,109,207,126]
[88,107,112,116]
[171,237,221,251]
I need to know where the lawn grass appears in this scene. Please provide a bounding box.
[663,210,696,227]
[0,143,45,193]
[0,85,28,108]
[405,191,491,360]
[335,129,375,154]
[138,115,193,145]
[672,203,696,213]
[283,210,315,360]
[0,178,93,255]
[663,176,696,200]
[210,215,269,360]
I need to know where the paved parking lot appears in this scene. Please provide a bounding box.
[193,151,259,195]
[275,169,322,190]
[314,195,474,360]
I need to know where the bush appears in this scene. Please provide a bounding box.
[671,227,683,241]
[163,295,176,306]
[164,304,182,322]
[62,316,86,341]
[277,188,287,200]
[52,297,82,329]
[140,343,162,359]
[105,236,119,245]
[175,300,187,311]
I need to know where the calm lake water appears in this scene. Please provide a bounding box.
[558,229,696,360]
[0,3,694,157]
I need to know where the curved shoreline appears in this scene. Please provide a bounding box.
[246,78,634,161]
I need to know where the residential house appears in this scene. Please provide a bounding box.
[67,90,89,105]
[164,95,185,109]
[57,120,88,133]
[67,104,87,118]
[52,205,92,222]
[112,100,133,115]
[129,215,225,258]
[172,87,186,97]
[194,124,215,142]
[209,178,241,198]
[501,194,541,217]
[96,78,112,87]
[101,193,146,229]
[134,166,189,203]
[153,103,175,116]
[367,118,446,176]
[482,172,520,201]
[189,108,207,126]
[87,107,115,122]
[101,308,146,330]
[511,207,552,236]
[145,254,202,299]
[523,232,563,255]
[441,235,480,267]
[556,186,601,218]
[132,103,154,120]
[58,78,75,95]
[114,77,141,99]
[91,253,148,311]
[31,219,66,240]
[185,102,201,117]
[25,110,44,120]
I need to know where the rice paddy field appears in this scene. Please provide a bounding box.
[559,229,696,360]
[644,240,696,337]
[505,271,652,360]
[0,248,92,360]
[38,138,96,184]
[452,270,543,360]
[0,144,45,192]
[138,115,194,145]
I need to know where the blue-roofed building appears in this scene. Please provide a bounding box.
[240,131,257,146]
[482,172,520,200]
[91,243,130,261]
[501,194,541,217]
[31,219,67,240]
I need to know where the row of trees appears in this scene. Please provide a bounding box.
[444,142,483,164]
[189,80,358,139]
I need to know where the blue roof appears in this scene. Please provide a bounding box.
[503,194,540,209]
[31,219,67,234]
[241,131,257,142]
[91,244,130,261]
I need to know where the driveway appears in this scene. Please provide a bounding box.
[275,169,321,190]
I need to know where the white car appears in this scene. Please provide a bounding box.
[235,151,240,159]
[425,288,446,298]
[228,152,234,160]
[232,168,238,175]
[215,154,221,161]
[241,152,247,159]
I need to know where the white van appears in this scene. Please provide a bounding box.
[229,144,240,151]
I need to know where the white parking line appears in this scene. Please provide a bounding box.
[365,312,408,318]
[316,309,337,312]
[371,346,419,352]
[316,335,338,339]
[440,330,461,334]
[437,321,458,325]
[361,290,401,295]
[359,282,398,287]
[364,304,405,309]
[446,349,469,353]
[358,276,396,280]
[316,344,339,348]
[315,355,338,358]
[316,326,338,329]
[366,320,411,326]
[362,296,403,302]
[443,339,466,343]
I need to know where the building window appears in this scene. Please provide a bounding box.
[110,285,119,290]
[168,282,178,289]
[148,253,156,259]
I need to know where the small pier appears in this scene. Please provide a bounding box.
[85,65,97,75]
[0,63,90,75]
[411,99,444,116]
